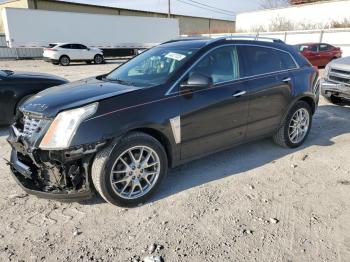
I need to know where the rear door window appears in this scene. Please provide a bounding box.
[319,44,330,51]
[71,44,81,49]
[60,44,72,49]
[238,45,297,77]
[309,45,318,52]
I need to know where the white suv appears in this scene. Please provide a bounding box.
[43,43,104,66]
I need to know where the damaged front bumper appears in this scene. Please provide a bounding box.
[321,79,350,100]
[7,125,105,201]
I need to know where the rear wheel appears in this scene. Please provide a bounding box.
[92,132,168,207]
[273,101,312,148]
[94,54,104,64]
[59,55,70,66]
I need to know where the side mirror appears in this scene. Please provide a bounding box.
[180,73,213,90]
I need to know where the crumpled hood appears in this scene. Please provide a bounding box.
[329,56,350,71]
[21,77,138,117]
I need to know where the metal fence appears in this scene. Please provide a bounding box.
[201,28,350,57]
[0,34,43,59]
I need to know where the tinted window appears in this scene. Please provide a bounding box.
[319,44,330,51]
[80,44,87,49]
[309,45,318,52]
[297,44,310,52]
[71,44,82,49]
[60,44,71,49]
[278,51,297,70]
[187,46,239,84]
[238,46,296,77]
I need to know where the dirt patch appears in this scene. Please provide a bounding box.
[0,60,349,261]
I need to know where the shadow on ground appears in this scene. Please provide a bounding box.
[153,104,350,202]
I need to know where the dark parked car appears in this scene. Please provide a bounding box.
[295,43,342,67]
[7,37,319,207]
[0,70,68,125]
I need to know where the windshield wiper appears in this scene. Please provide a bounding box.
[105,77,138,86]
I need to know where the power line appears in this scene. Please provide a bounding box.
[177,0,234,17]
[184,0,234,14]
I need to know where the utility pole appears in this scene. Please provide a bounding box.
[168,0,171,18]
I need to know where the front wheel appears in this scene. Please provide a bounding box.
[92,132,168,207]
[273,101,312,148]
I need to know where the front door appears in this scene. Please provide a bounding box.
[179,45,249,160]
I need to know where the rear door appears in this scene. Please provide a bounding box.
[318,43,334,66]
[59,44,75,59]
[237,45,299,139]
[70,44,84,60]
[307,44,320,66]
[180,45,249,159]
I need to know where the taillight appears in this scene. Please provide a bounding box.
[45,48,57,51]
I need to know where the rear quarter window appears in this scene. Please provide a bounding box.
[238,45,297,77]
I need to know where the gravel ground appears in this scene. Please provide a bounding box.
[0,60,350,262]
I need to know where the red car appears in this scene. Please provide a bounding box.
[295,43,342,67]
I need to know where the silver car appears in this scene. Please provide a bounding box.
[321,56,350,104]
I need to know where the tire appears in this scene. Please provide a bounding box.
[94,54,104,64]
[92,132,168,207]
[59,55,70,66]
[273,101,312,148]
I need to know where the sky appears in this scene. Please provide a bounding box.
[53,0,263,21]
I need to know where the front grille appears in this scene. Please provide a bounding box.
[22,115,42,138]
[331,68,350,75]
[329,75,350,85]
[329,68,350,86]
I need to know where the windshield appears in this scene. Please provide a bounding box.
[105,46,198,87]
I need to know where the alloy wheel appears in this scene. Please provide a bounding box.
[288,108,310,144]
[110,146,161,200]
[95,55,103,64]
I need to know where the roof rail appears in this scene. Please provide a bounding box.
[207,35,285,45]
[162,36,211,45]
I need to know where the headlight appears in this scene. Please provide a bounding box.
[39,103,98,150]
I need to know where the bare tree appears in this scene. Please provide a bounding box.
[261,0,290,8]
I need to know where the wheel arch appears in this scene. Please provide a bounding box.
[59,54,70,60]
[298,96,316,114]
[279,94,316,128]
[126,127,174,167]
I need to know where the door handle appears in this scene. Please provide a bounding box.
[282,77,291,83]
[232,90,246,97]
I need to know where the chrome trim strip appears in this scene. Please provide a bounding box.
[169,116,181,144]
[165,43,300,96]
